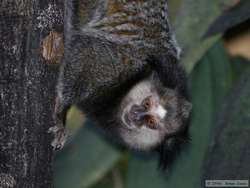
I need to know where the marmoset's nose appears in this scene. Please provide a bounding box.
[130,104,146,121]
[131,104,145,114]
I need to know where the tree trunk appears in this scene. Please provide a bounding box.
[0,1,64,187]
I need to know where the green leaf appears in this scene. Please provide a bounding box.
[203,65,250,179]
[231,57,250,82]
[160,41,233,188]
[204,1,250,37]
[90,155,129,188]
[168,0,182,20]
[126,153,167,188]
[174,0,232,72]
[54,121,122,188]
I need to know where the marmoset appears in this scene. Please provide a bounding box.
[50,0,192,171]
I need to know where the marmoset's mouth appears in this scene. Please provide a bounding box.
[121,110,138,129]
[124,111,138,127]
[124,108,145,129]
[124,113,132,125]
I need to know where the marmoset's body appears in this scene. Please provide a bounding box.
[51,0,192,171]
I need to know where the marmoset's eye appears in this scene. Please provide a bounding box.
[144,114,157,129]
[142,96,153,110]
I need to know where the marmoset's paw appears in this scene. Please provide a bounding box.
[48,125,67,150]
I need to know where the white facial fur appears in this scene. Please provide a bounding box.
[119,79,168,150]
[154,105,167,119]
[122,127,162,150]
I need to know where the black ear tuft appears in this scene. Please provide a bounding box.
[146,55,190,100]
[157,130,191,173]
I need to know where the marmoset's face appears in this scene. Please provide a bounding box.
[118,74,192,150]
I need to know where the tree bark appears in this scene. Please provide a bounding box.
[0,1,63,187]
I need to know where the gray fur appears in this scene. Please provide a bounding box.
[58,0,179,108]
[51,0,191,172]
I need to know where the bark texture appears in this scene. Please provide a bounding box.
[0,1,63,187]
